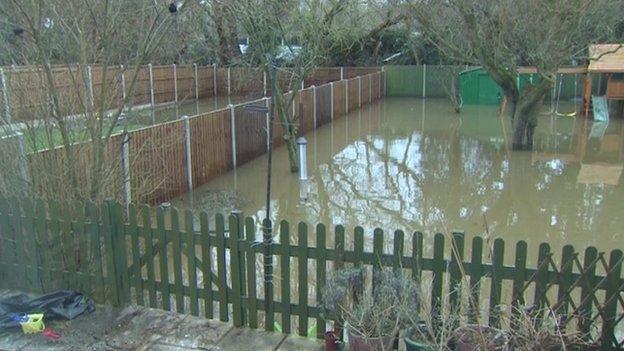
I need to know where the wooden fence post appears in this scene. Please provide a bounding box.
[369,74,372,103]
[345,79,349,114]
[312,85,317,128]
[229,104,237,167]
[422,64,427,99]
[121,132,131,214]
[87,65,95,108]
[213,63,217,98]
[148,63,155,107]
[193,63,199,100]
[229,211,245,327]
[1,67,11,123]
[119,65,126,102]
[358,76,362,108]
[330,82,334,120]
[173,64,178,104]
[182,115,193,191]
[265,97,270,152]
[227,67,231,96]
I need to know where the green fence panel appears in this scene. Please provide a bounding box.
[384,65,424,97]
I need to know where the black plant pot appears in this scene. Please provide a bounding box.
[404,328,436,351]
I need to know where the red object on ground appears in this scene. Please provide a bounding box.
[325,331,338,351]
[42,328,61,340]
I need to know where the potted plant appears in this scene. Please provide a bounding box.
[321,267,420,351]
[404,320,437,351]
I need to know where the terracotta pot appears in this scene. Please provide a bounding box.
[347,328,396,351]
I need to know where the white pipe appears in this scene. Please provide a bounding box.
[297,137,308,180]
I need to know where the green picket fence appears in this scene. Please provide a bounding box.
[0,198,623,349]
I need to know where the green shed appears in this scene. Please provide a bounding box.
[459,67,503,105]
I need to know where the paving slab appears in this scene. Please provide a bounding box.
[277,335,324,351]
[216,327,286,351]
[156,314,231,349]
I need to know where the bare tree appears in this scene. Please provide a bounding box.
[0,0,184,202]
[411,0,623,150]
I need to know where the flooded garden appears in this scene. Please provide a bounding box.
[175,97,624,258]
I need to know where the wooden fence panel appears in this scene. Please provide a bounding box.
[230,67,263,97]
[361,74,371,104]
[216,68,229,96]
[176,65,195,102]
[128,121,187,204]
[91,66,123,110]
[190,109,233,187]
[332,80,346,118]
[197,66,215,98]
[152,66,175,104]
[344,67,381,79]
[298,88,315,134]
[234,100,268,166]
[347,77,359,111]
[305,67,341,86]
[315,84,332,127]
[128,66,151,106]
[371,72,382,101]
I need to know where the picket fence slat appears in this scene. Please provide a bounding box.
[0,198,623,348]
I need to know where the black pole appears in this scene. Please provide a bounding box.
[263,64,277,330]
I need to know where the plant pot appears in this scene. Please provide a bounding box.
[347,328,396,351]
[404,328,436,351]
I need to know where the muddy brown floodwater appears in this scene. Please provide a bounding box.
[174,97,624,262]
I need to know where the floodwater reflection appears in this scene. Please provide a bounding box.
[175,97,624,256]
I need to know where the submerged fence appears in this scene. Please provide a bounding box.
[5,68,383,205]
[0,199,623,349]
[0,65,380,123]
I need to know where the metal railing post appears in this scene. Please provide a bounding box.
[340,67,344,80]
[121,132,131,213]
[0,67,11,123]
[182,115,193,190]
[345,79,349,114]
[227,67,231,96]
[229,104,236,167]
[213,63,217,98]
[422,64,427,99]
[173,64,178,104]
[265,97,270,151]
[148,63,155,107]
[120,65,126,102]
[358,76,362,108]
[312,85,317,128]
[330,82,334,120]
[193,63,199,100]
[87,65,95,108]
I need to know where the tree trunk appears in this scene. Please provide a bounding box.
[510,78,552,150]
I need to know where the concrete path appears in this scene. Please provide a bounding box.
[0,290,323,351]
